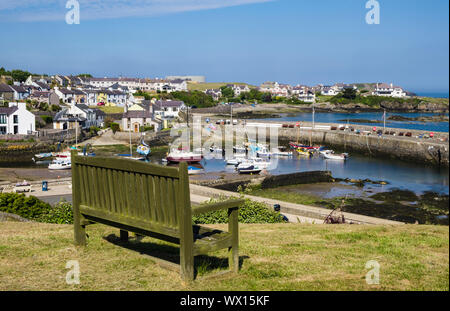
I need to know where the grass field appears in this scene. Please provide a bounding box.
[0,221,447,290]
[187,82,256,91]
[89,105,124,114]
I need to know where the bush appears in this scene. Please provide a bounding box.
[41,115,53,124]
[140,125,154,132]
[89,126,101,135]
[192,197,287,224]
[0,193,52,221]
[110,122,120,134]
[40,201,73,224]
[39,102,49,111]
[50,104,61,112]
[0,193,74,224]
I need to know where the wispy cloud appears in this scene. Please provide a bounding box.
[0,0,274,22]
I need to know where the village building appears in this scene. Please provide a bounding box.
[372,83,408,98]
[0,102,35,135]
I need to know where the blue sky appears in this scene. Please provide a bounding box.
[0,0,448,93]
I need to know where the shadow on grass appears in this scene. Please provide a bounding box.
[103,233,249,277]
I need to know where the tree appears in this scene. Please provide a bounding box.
[261,92,272,103]
[220,86,234,99]
[342,88,357,100]
[10,70,31,82]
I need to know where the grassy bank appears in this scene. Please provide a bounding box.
[0,221,447,290]
[187,82,255,92]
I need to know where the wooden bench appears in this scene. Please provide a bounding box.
[71,151,244,281]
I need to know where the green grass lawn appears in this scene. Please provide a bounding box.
[89,105,124,114]
[0,221,447,290]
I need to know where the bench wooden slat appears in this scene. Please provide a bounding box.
[73,156,180,178]
[80,205,180,238]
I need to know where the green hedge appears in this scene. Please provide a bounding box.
[192,197,287,224]
[0,193,73,224]
[1,193,285,225]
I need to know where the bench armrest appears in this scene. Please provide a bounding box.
[191,199,245,216]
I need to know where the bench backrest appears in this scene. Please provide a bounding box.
[71,151,191,239]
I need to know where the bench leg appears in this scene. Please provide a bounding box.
[120,230,129,242]
[180,245,194,282]
[228,208,239,273]
[74,219,86,246]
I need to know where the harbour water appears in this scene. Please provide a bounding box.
[258,112,449,132]
[195,153,449,196]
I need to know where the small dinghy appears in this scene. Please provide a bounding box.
[238,165,262,175]
[226,158,243,166]
[322,150,349,160]
[136,142,151,157]
[188,166,204,175]
[34,152,53,159]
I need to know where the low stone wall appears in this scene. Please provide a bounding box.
[211,170,333,192]
[261,171,333,188]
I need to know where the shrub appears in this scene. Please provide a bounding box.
[50,104,61,112]
[140,125,154,132]
[110,122,120,134]
[0,193,74,224]
[192,197,287,224]
[40,201,73,224]
[89,126,101,135]
[0,193,52,221]
[41,115,53,124]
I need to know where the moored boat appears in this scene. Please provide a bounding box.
[322,150,349,160]
[48,159,71,170]
[238,165,262,175]
[166,151,203,163]
[34,152,53,159]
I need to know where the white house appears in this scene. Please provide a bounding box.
[321,86,340,96]
[298,90,316,103]
[153,100,186,119]
[373,83,407,98]
[0,102,35,135]
[259,82,291,97]
[204,89,222,100]
[228,84,250,97]
[122,108,161,133]
[104,90,127,106]
[9,85,29,100]
[53,104,102,130]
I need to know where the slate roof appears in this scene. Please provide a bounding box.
[0,83,14,92]
[123,110,153,119]
[0,106,18,115]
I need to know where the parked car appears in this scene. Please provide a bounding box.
[97,102,105,106]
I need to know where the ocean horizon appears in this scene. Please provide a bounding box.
[414,92,449,98]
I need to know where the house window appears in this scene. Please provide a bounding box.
[0,126,6,134]
[13,115,18,124]
[0,114,6,124]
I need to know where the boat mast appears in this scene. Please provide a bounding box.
[383,109,386,132]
